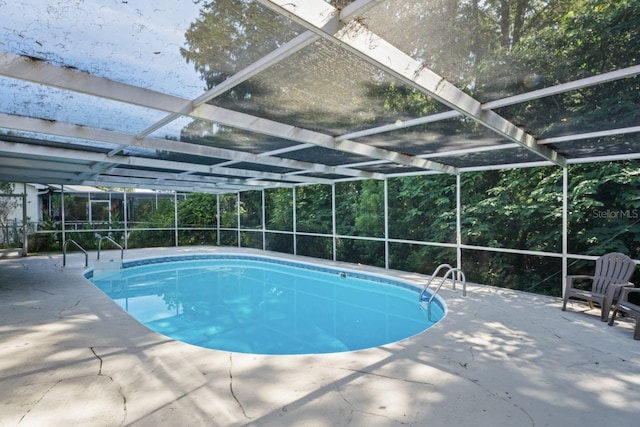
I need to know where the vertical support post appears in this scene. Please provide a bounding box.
[123,191,128,250]
[61,185,66,249]
[216,194,221,246]
[332,183,337,261]
[174,192,178,247]
[22,183,27,256]
[562,167,569,298]
[88,191,92,225]
[237,192,241,247]
[384,178,389,269]
[456,174,462,271]
[293,186,297,256]
[261,189,266,251]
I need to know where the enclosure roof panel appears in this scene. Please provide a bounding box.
[0,0,638,193]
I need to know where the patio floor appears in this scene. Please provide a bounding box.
[1,247,639,427]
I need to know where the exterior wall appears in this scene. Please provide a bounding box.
[4,183,41,224]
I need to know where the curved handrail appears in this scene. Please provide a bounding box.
[63,239,88,267]
[420,266,466,321]
[419,263,453,301]
[427,268,467,306]
[96,234,124,261]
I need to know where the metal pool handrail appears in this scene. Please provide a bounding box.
[96,234,124,261]
[419,263,453,301]
[420,265,466,321]
[63,239,88,267]
[426,268,467,303]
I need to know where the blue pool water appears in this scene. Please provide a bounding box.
[89,255,446,355]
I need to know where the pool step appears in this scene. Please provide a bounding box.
[93,259,123,271]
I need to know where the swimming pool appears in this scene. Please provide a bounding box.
[88,254,446,355]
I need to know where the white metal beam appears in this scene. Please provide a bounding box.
[333,65,640,143]
[0,52,183,112]
[87,176,261,193]
[0,139,331,186]
[0,166,86,183]
[81,178,225,194]
[0,113,371,182]
[192,104,457,174]
[0,156,94,173]
[0,173,79,185]
[539,125,640,145]
[566,153,640,164]
[337,111,461,141]
[106,167,294,190]
[257,0,566,168]
[483,65,640,110]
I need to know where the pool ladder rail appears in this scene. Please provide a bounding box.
[62,234,125,268]
[419,264,466,320]
[96,233,124,262]
[62,239,88,267]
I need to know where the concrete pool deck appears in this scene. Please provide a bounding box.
[1,247,639,426]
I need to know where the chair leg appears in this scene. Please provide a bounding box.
[562,295,568,311]
[601,294,615,322]
[634,320,640,340]
[608,309,618,326]
[600,306,609,322]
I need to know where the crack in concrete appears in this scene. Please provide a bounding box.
[336,382,419,426]
[91,347,128,427]
[228,353,251,420]
[450,364,536,427]
[17,382,57,424]
[422,345,534,426]
[489,390,536,427]
[90,346,104,375]
[461,345,476,368]
[334,385,362,426]
[423,344,475,370]
[57,299,81,317]
[340,368,437,387]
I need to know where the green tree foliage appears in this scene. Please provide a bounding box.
[495,0,640,136]
[218,193,238,228]
[178,193,217,227]
[462,167,562,252]
[177,193,218,246]
[264,188,294,253]
[460,167,562,294]
[389,174,457,243]
[181,0,300,92]
[295,184,332,235]
[265,188,293,231]
[127,197,176,248]
[568,162,640,257]
[240,191,262,229]
[335,181,385,266]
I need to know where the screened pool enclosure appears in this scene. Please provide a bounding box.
[1,0,639,296]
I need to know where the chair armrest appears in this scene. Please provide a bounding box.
[619,286,640,301]
[605,282,634,298]
[566,275,594,289]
